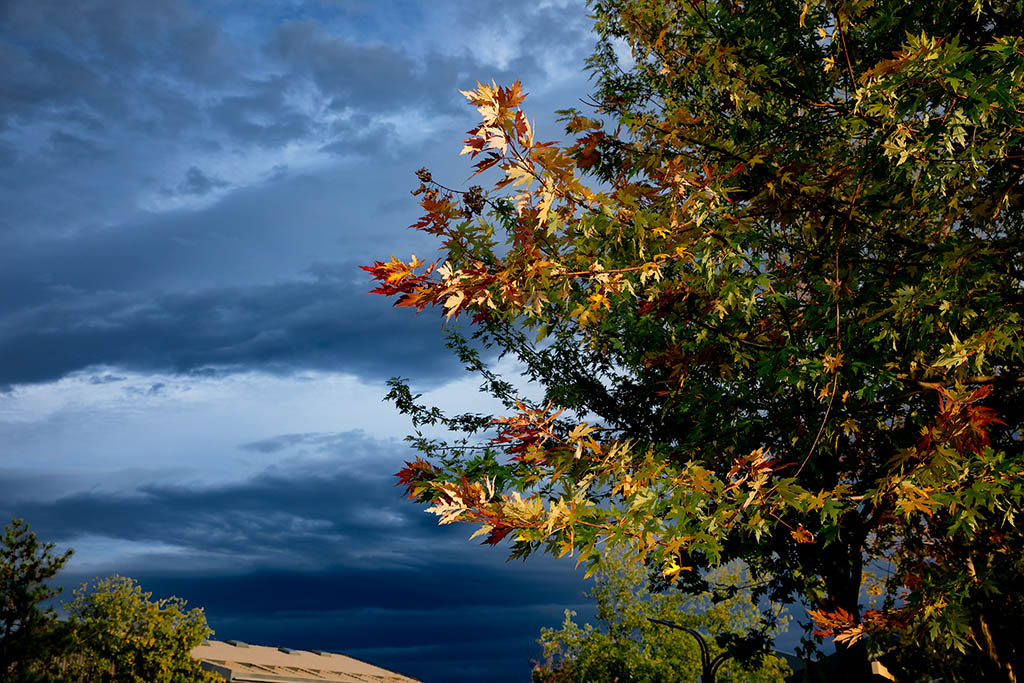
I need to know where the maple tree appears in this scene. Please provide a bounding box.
[366,0,1024,679]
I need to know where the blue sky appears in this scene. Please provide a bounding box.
[0,1,599,680]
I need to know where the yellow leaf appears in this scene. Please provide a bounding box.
[790,524,815,544]
[537,190,555,225]
[443,290,466,320]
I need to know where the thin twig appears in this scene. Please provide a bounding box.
[796,175,864,476]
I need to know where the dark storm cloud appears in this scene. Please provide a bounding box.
[173,601,577,683]
[132,570,583,683]
[5,430,589,683]
[0,0,595,390]
[4,432,584,609]
[0,265,458,386]
[5,431,428,560]
[0,163,424,306]
[0,0,548,165]
[0,0,581,247]
[0,0,220,127]
[0,133,474,387]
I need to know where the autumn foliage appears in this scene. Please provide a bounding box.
[368,1,1024,679]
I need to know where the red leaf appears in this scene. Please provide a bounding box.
[482,524,513,546]
[395,457,438,499]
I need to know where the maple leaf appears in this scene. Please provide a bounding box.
[360,254,438,306]
[481,523,514,546]
[790,524,815,544]
[425,497,468,525]
[514,109,532,145]
[394,457,439,500]
[443,289,466,321]
[808,606,865,643]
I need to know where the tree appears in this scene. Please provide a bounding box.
[366,0,1024,680]
[1,518,73,682]
[2,519,217,682]
[532,554,791,682]
[62,575,220,683]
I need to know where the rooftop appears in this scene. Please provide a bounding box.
[193,639,422,683]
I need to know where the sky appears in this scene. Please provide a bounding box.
[0,1,601,681]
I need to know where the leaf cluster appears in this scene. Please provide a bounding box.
[59,575,219,683]
[532,553,791,683]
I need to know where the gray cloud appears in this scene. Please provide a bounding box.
[266,21,468,115]
[0,0,569,224]
[178,166,229,196]
[7,432,416,559]
[4,430,590,683]
[0,0,217,127]
[204,79,314,149]
[0,0,596,391]
[0,141,487,388]
[47,129,110,161]
[0,0,535,243]
[0,265,458,386]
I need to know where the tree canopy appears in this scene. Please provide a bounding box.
[532,554,791,683]
[61,575,219,683]
[365,0,1024,679]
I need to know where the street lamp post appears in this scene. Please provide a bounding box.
[647,617,733,683]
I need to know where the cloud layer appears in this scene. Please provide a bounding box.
[0,264,462,386]
[0,0,593,390]
[0,1,597,680]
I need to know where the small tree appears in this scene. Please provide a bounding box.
[62,575,220,683]
[0,519,73,682]
[533,554,790,683]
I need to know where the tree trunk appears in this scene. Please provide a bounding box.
[967,556,1018,683]
[834,640,872,681]
[821,535,872,682]
[976,612,1017,683]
